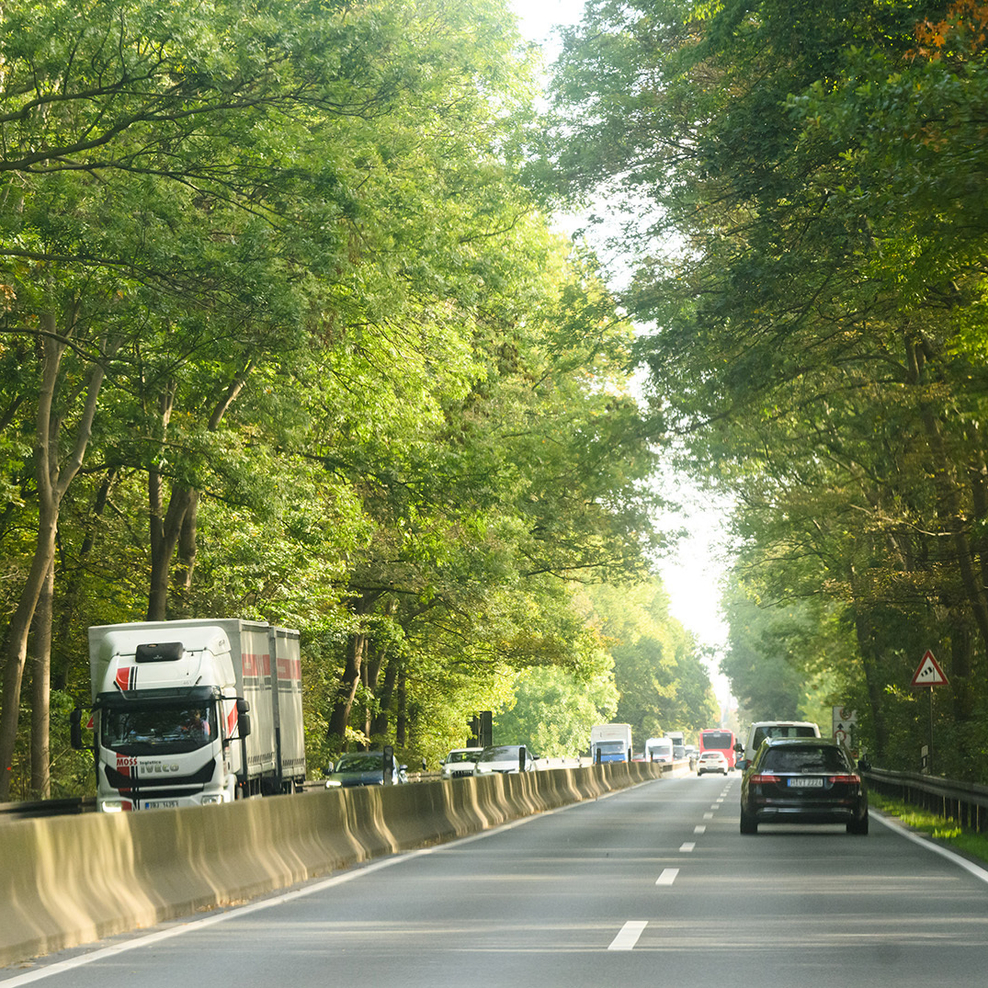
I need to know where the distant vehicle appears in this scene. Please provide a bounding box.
[441,747,483,779]
[699,728,737,769]
[697,750,729,775]
[473,744,539,775]
[740,737,868,835]
[736,721,821,772]
[590,723,632,763]
[665,730,686,760]
[325,751,408,788]
[644,737,674,763]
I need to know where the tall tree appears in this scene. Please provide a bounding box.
[548,0,988,774]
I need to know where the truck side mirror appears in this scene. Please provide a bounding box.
[70,708,85,750]
[237,698,252,738]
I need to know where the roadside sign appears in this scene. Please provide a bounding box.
[911,650,948,687]
[832,707,858,757]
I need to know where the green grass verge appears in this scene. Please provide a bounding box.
[870,792,988,865]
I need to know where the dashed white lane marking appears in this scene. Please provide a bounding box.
[655,868,679,886]
[609,921,648,951]
[703,812,714,819]
[679,842,695,852]
[693,825,706,834]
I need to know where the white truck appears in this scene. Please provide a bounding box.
[589,723,632,764]
[665,730,686,760]
[644,736,674,763]
[72,619,305,812]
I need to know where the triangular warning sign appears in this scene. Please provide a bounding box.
[911,650,948,687]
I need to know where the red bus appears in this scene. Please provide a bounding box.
[699,728,737,769]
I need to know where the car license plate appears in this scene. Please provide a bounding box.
[788,778,824,788]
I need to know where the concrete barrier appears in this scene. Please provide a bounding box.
[0,761,668,969]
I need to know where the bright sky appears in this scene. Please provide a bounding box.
[511,0,582,47]
[508,0,735,709]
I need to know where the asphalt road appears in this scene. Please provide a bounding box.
[5,773,988,987]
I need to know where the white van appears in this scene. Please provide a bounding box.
[644,737,674,763]
[737,721,820,772]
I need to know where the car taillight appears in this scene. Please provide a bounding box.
[828,774,861,785]
[749,774,780,784]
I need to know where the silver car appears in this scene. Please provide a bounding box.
[473,744,539,775]
[441,747,484,779]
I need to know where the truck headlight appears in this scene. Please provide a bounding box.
[100,800,125,813]
[201,794,227,805]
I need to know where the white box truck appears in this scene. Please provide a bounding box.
[72,619,305,812]
[590,723,632,764]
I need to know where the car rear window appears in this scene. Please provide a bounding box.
[479,746,521,760]
[762,746,848,773]
[752,725,818,749]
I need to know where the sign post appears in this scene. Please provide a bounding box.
[910,650,948,775]
[832,706,858,759]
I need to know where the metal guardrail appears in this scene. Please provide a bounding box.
[865,767,988,833]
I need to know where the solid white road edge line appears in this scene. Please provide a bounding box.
[875,809,988,886]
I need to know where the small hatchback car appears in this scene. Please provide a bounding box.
[740,737,868,835]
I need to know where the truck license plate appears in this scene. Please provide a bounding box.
[143,800,180,809]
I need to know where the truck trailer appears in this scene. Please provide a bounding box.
[72,619,305,812]
[589,723,632,764]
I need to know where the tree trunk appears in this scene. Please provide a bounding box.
[30,561,54,798]
[171,489,199,616]
[146,483,196,621]
[849,592,890,761]
[327,632,366,743]
[949,618,975,724]
[0,317,108,800]
[370,656,398,738]
[52,470,116,690]
[0,508,58,800]
[145,368,248,620]
[396,669,407,747]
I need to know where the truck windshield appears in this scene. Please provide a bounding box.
[597,741,626,752]
[101,702,216,753]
